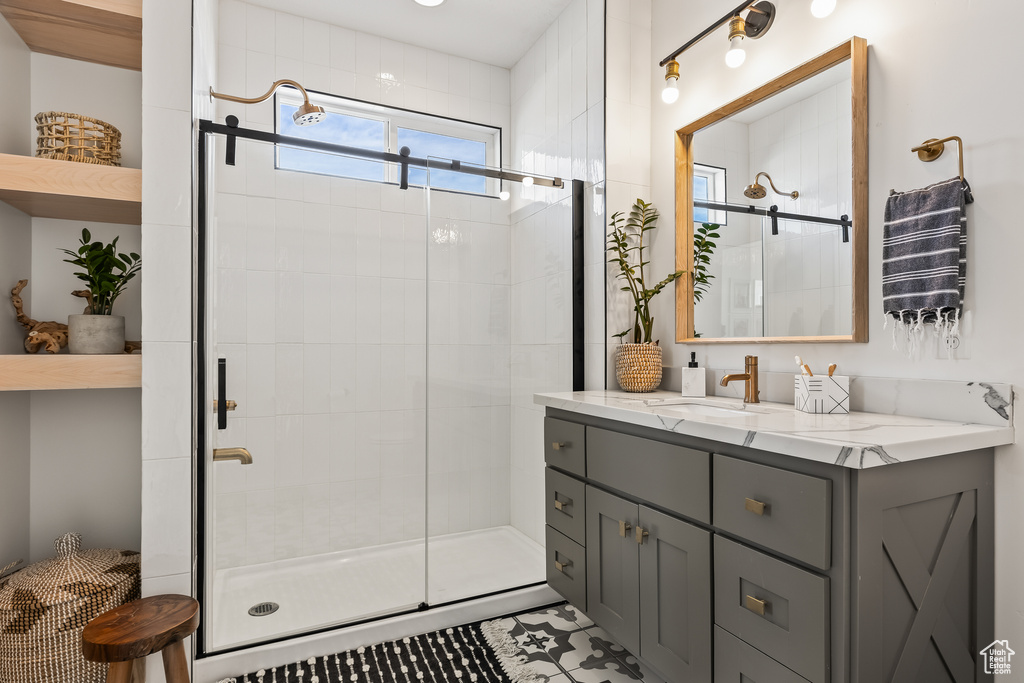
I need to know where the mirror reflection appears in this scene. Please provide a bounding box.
[675,38,867,343]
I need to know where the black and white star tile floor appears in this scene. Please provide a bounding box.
[490,604,665,683]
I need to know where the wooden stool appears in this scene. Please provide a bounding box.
[82,594,200,683]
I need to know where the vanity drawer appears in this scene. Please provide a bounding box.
[545,467,586,545]
[714,536,829,683]
[545,525,586,611]
[545,417,586,476]
[713,455,831,570]
[587,427,709,523]
[714,627,811,683]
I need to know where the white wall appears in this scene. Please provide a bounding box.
[28,390,141,559]
[509,0,604,545]
[604,0,653,384]
[650,0,1024,646]
[140,0,197,678]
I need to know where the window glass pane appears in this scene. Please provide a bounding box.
[398,127,487,194]
[693,175,709,223]
[278,103,387,181]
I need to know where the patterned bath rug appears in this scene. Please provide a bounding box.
[224,620,545,683]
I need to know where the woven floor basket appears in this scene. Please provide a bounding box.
[615,342,663,392]
[35,112,122,167]
[0,533,140,683]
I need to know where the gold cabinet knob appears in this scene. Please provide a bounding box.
[635,526,649,545]
[551,442,566,450]
[745,497,767,515]
[619,520,632,537]
[554,558,573,573]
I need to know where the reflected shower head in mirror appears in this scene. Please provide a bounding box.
[744,172,799,200]
[210,79,327,126]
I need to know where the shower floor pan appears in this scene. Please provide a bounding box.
[207,525,544,652]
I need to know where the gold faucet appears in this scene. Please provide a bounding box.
[213,447,253,465]
[720,355,760,403]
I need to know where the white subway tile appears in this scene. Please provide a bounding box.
[141,457,192,578]
[274,416,304,488]
[275,344,304,414]
[275,12,302,57]
[245,416,276,490]
[303,18,330,66]
[275,272,304,343]
[245,5,275,54]
[330,25,356,72]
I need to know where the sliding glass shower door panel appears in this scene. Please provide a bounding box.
[202,135,427,653]
[424,159,566,605]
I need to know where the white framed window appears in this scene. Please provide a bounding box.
[275,88,501,196]
[693,163,727,225]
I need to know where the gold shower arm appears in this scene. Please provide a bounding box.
[210,79,313,106]
[754,172,799,199]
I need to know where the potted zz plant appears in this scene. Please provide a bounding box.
[60,229,141,354]
[607,198,685,392]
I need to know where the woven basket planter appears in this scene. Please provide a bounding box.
[0,533,140,683]
[615,343,663,392]
[35,112,122,167]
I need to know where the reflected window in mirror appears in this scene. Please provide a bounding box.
[693,163,727,225]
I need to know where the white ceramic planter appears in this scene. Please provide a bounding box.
[68,314,125,354]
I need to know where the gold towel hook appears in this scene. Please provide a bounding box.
[910,136,964,182]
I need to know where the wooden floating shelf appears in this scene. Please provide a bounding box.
[0,353,141,391]
[0,154,141,224]
[0,0,141,71]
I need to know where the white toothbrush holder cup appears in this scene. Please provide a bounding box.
[794,374,850,414]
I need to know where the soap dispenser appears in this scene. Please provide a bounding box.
[680,352,706,397]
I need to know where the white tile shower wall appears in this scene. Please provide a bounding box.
[211,165,514,568]
[750,80,853,337]
[217,0,512,169]
[207,2,519,569]
[509,0,605,545]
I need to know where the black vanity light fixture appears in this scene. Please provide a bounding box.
[659,0,837,103]
[210,79,327,126]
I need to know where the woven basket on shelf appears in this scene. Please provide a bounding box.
[35,112,122,167]
[0,532,140,683]
[615,342,663,392]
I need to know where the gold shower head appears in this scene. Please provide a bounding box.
[210,79,327,126]
[744,172,798,200]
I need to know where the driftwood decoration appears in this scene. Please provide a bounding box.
[71,289,94,314]
[11,280,68,354]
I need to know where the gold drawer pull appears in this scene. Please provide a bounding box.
[554,497,572,512]
[551,442,566,450]
[619,520,632,537]
[555,558,573,573]
[635,526,649,545]
[744,595,768,616]
[745,497,767,515]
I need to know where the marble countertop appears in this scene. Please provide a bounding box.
[535,390,1015,469]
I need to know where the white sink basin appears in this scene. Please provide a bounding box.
[639,397,772,417]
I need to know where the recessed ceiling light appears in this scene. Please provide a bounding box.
[414,0,445,6]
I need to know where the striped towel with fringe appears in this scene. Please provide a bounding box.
[882,176,968,352]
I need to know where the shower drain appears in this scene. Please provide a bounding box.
[248,601,280,617]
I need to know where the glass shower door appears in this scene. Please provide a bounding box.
[201,134,428,653]
[423,158,569,605]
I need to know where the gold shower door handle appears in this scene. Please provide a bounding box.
[213,447,253,464]
[212,400,238,412]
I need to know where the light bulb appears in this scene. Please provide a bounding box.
[414,0,445,6]
[810,0,836,17]
[725,36,746,68]
[662,77,679,104]
[498,190,510,201]
[522,176,534,186]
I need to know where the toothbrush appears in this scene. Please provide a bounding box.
[795,355,813,376]
[828,363,837,377]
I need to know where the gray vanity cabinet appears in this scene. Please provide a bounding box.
[543,406,995,683]
[585,486,712,683]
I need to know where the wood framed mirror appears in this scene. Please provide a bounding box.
[675,36,867,343]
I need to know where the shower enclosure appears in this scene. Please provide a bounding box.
[196,121,581,654]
